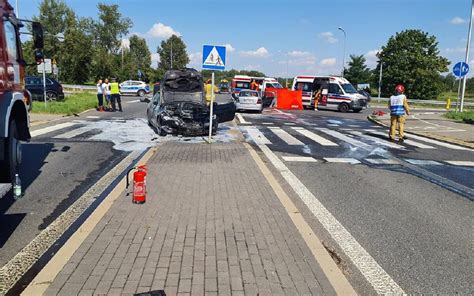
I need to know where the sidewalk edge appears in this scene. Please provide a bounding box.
[367,115,474,149]
[21,147,157,296]
[243,143,356,295]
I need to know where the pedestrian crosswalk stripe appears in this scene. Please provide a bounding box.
[282,156,317,162]
[324,158,360,164]
[405,159,442,165]
[262,122,274,125]
[86,116,100,119]
[268,127,304,145]
[31,122,77,138]
[444,161,474,167]
[366,159,400,165]
[292,127,338,146]
[349,131,404,149]
[284,123,296,126]
[54,126,96,139]
[406,133,470,151]
[236,113,250,124]
[365,130,436,149]
[244,127,271,145]
[319,128,371,149]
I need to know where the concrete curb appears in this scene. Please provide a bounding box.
[367,115,474,149]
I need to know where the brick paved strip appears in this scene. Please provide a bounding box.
[42,142,337,295]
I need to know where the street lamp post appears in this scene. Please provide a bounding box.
[460,0,473,112]
[378,59,383,99]
[170,41,173,69]
[338,27,346,78]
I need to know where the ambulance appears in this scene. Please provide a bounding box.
[292,75,368,112]
[231,75,252,98]
[231,75,283,106]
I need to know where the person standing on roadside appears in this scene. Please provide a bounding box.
[102,78,111,111]
[96,79,104,112]
[110,77,123,112]
[389,84,410,142]
[205,79,214,106]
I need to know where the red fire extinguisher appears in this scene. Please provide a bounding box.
[126,165,147,204]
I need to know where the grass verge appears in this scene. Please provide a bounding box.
[444,111,474,121]
[31,92,97,115]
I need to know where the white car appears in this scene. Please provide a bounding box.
[235,90,263,113]
[119,80,150,97]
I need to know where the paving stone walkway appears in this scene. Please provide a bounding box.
[44,142,334,296]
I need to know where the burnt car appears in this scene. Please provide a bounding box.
[147,69,235,136]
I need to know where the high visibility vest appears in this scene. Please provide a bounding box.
[389,94,406,116]
[110,82,120,94]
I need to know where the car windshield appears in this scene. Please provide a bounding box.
[341,83,358,94]
[267,83,283,89]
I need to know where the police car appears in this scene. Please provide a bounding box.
[119,80,150,97]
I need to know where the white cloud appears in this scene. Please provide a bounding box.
[244,65,261,71]
[121,38,130,49]
[224,43,235,53]
[320,58,337,66]
[450,16,466,25]
[365,49,381,67]
[151,53,160,63]
[445,47,466,53]
[288,50,312,58]
[319,32,338,44]
[146,22,181,39]
[188,52,202,64]
[239,47,269,58]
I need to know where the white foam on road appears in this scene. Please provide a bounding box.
[268,127,304,145]
[86,116,100,119]
[126,99,140,104]
[366,158,400,165]
[242,126,271,145]
[236,113,250,124]
[324,157,360,164]
[292,127,338,146]
[444,161,474,167]
[256,143,405,294]
[53,126,96,139]
[349,131,405,149]
[281,156,317,162]
[365,130,436,149]
[318,128,370,149]
[31,122,77,138]
[405,159,442,165]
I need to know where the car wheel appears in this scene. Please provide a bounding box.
[137,90,146,97]
[46,91,58,101]
[338,103,350,113]
[0,120,21,183]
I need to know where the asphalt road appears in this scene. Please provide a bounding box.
[237,107,473,294]
[0,96,472,294]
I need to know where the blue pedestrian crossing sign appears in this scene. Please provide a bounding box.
[202,45,226,71]
[453,61,469,78]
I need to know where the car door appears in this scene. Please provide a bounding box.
[148,92,161,126]
[213,96,236,123]
[27,77,43,100]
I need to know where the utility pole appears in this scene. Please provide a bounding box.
[460,0,473,112]
[170,41,173,69]
[15,0,18,17]
[378,59,383,99]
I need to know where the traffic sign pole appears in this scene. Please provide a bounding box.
[208,72,214,143]
[43,62,47,108]
[460,0,473,112]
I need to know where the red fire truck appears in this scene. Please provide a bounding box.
[0,0,44,183]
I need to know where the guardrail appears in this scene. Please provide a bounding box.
[62,84,96,92]
[372,97,474,107]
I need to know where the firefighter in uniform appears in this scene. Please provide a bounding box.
[389,84,410,142]
[110,78,123,112]
[205,79,216,105]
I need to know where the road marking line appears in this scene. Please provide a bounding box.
[268,127,304,145]
[21,148,157,295]
[444,160,474,167]
[30,122,77,137]
[282,156,317,162]
[243,126,271,145]
[53,125,96,139]
[405,159,442,165]
[236,113,250,124]
[293,127,338,146]
[86,116,100,119]
[126,99,140,104]
[349,131,404,149]
[253,143,404,294]
[366,130,436,149]
[244,143,357,295]
[366,158,400,165]
[284,122,296,126]
[319,128,370,149]
[406,133,471,151]
[324,157,361,164]
[262,122,274,125]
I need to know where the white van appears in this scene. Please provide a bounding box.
[292,75,368,112]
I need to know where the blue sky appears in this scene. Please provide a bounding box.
[19,0,473,77]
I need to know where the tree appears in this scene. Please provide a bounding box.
[157,35,189,71]
[343,55,372,86]
[95,3,132,54]
[377,29,449,100]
